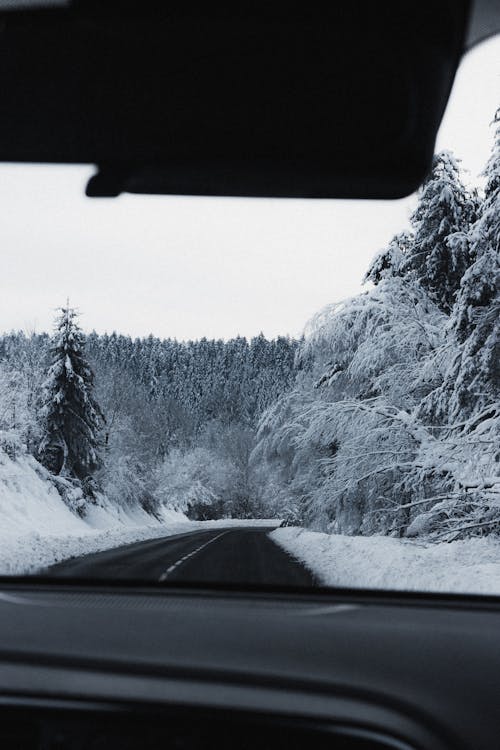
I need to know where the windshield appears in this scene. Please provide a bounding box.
[0,36,498,595]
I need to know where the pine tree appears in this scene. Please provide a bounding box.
[406,151,478,312]
[364,230,413,285]
[39,305,105,481]
[448,108,500,419]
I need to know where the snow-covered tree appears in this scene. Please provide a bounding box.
[255,276,451,533]
[420,110,500,425]
[255,124,499,540]
[364,231,413,285]
[155,447,237,519]
[406,151,478,312]
[39,306,105,483]
[0,332,46,455]
[449,109,500,419]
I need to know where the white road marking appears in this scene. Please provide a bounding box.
[159,531,230,581]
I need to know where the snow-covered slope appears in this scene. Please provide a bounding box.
[271,527,500,595]
[0,450,87,537]
[0,449,189,575]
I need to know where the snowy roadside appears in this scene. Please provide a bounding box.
[0,518,280,577]
[270,527,500,595]
[0,522,191,576]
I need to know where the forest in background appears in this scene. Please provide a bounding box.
[0,326,297,520]
[0,107,498,542]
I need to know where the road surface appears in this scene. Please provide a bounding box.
[47,526,315,586]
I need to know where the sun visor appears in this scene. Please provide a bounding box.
[0,1,470,198]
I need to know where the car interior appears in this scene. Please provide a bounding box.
[0,1,499,749]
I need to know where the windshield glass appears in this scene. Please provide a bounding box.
[0,37,499,595]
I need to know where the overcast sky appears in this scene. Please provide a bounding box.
[1,35,499,341]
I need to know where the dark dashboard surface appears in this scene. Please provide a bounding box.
[0,583,499,749]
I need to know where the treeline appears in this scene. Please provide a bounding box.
[0,325,297,519]
[254,112,499,540]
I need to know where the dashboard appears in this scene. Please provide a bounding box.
[0,582,499,749]
[1,704,418,750]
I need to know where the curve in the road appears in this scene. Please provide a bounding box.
[47,526,316,587]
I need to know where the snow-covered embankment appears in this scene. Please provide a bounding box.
[271,527,500,595]
[0,449,193,575]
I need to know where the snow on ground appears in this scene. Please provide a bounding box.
[0,449,277,575]
[271,527,500,595]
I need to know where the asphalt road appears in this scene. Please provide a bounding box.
[47,526,315,586]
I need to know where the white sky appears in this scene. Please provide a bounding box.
[1,35,499,341]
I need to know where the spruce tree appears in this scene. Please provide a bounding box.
[364,231,413,285]
[39,305,105,481]
[448,108,500,419]
[407,151,478,312]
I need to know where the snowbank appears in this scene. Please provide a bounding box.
[0,449,190,574]
[0,523,188,576]
[271,527,500,595]
[0,449,86,537]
